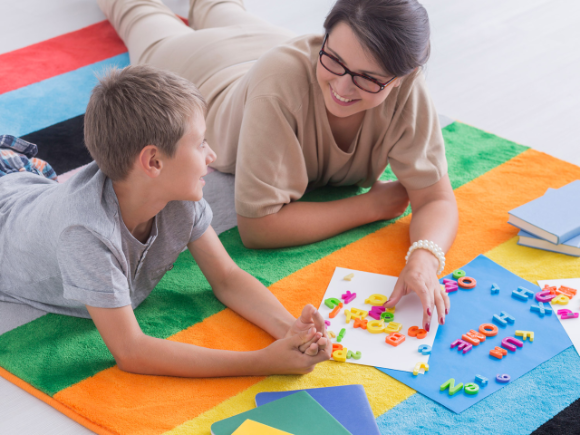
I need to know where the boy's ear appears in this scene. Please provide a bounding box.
[138,145,163,178]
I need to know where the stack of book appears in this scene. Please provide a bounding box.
[508,180,580,256]
[210,385,380,435]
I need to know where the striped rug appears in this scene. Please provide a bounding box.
[1,20,579,435]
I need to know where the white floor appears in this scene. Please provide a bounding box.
[0,0,579,433]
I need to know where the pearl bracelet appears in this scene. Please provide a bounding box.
[405,240,446,275]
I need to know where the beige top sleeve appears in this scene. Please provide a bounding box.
[386,73,447,191]
[234,96,309,218]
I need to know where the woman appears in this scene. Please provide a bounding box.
[99,0,457,330]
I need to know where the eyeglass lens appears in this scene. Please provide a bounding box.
[320,53,381,93]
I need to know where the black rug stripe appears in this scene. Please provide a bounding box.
[21,114,93,175]
[532,395,580,434]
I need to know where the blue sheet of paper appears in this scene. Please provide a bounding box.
[378,255,572,413]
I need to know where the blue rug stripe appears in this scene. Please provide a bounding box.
[376,346,580,434]
[0,53,129,137]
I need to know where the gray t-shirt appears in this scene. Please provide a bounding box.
[0,162,212,318]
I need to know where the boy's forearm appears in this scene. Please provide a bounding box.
[212,268,295,339]
[119,333,267,377]
[237,194,377,249]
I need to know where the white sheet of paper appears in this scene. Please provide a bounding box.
[537,278,580,356]
[319,267,440,373]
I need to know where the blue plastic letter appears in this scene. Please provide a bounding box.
[492,311,515,327]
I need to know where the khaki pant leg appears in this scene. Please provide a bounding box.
[189,0,289,33]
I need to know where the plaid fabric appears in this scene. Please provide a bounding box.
[0,135,57,180]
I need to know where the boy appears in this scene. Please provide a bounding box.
[0,65,330,376]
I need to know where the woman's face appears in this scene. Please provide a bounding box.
[316,21,401,119]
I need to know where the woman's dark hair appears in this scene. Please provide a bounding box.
[323,0,431,77]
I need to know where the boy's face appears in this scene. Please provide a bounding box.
[161,114,216,202]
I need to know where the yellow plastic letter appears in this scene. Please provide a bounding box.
[515,330,534,342]
[552,295,570,305]
[332,347,348,362]
[385,321,403,333]
[413,362,429,376]
[349,308,369,320]
[364,294,389,306]
[367,319,385,334]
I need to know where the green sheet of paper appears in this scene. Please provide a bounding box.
[210,391,352,435]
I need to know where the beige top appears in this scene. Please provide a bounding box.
[204,34,447,218]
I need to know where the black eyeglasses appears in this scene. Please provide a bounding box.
[319,33,396,94]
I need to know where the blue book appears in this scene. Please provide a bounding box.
[255,385,379,435]
[518,230,580,257]
[508,180,580,244]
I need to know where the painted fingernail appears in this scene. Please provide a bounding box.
[425,322,430,332]
[440,317,445,325]
[427,308,432,316]
[445,308,448,315]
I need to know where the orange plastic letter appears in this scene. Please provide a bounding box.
[479,323,498,337]
[385,332,406,347]
[490,346,508,359]
[462,329,487,346]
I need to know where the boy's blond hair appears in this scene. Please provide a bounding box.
[84,65,206,181]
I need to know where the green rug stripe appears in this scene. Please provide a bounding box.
[0,122,528,395]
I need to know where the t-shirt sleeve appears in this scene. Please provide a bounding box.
[386,72,448,191]
[234,96,309,218]
[188,198,213,243]
[57,226,131,308]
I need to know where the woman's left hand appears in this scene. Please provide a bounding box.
[383,249,450,331]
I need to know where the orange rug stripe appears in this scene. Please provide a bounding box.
[0,366,115,435]
[53,149,580,435]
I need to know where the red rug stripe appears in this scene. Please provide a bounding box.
[0,21,126,95]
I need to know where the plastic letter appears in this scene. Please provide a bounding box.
[348,308,369,320]
[412,362,429,376]
[343,273,354,281]
[344,309,352,323]
[331,343,343,352]
[368,306,386,320]
[324,298,342,309]
[329,304,342,319]
[501,337,523,352]
[515,330,534,342]
[479,323,499,337]
[385,322,402,333]
[491,283,500,294]
[367,319,385,334]
[341,290,357,304]
[552,295,570,305]
[462,329,487,346]
[535,290,555,303]
[385,332,405,347]
[450,339,473,354]
[440,378,463,396]
[328,330,336,338]
[458,276,477,289]
[332,347,348,362]
[408,326,419,337]
[492,311,515,327]
[496,374,511,383]
[418,344,432,355]
[452,270,466,279]
[365,294,389,306]
[530,301,553,317]
[351,350,362,360]
[381,311,394,322]
[445,281,459,293]
[475,375,488,386]
[464,383,479,395]
[512,286,535,301]
[490,346,508,359]
[353,318,368,329]
[557,309,579,319]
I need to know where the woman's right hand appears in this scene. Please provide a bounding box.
[259,331,331,375]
